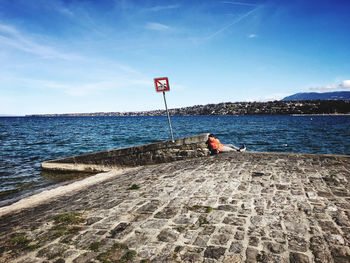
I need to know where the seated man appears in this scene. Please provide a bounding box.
[207,134,246,154]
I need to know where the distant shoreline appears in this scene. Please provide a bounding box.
[2,100,350,117]
[1,113,350,118]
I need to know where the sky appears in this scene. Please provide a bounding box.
[0,0,349,115]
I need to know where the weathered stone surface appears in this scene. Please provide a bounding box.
[249,236,259,247]
[72,252,98,263]
[229,241,243,254]
[109,222,131,238]
[0,151,349,262]
[37,243,68,260]
[330,246,350,263]
[265,242,285,254]
[42,134,211,172]
[157,228,179,242]
[223,216,246,226]
[287,234,308,252]
[204,246,226,260]
[246,247,259,263]
[289,252,310,263]
[154,207,178,219]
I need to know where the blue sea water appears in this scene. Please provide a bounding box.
[0,115,349,206]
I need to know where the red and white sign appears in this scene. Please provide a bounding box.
[154,77,170,92]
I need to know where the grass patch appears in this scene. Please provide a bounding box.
[88,241,104,252]
[198,216,209,226]
[113,242,129,249]
[9,234,39,251]
[174,226,186,233]
[50,212,85,242]
[127,184,140,190]
[54,212,85,225]
[97,242,137,263]
[205,206,213,213]
[9,235,31,248]
[121,250,137,261]
[97,251,110,263]
[187,205,213,213]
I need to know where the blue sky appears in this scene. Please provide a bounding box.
[0,0,349,115]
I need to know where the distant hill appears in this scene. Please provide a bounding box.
[282,91,350,101]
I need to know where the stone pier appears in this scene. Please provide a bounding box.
[0,151,349,262]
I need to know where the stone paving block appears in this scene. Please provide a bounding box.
[37,243,68,260]
[245,247,259,263]
[229,241,244,254]
[193,235,210,247]
[223,215,246,226]
[137,200,161,214]
[154,207,178,219]
[204,246,226,260]
[287,234,308,252]
[109,222,132,238]
[157,228,179,243]
[289,252,310,263]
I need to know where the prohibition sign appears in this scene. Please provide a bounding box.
[154,77,170,92]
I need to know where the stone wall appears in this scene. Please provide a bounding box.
[41,134,210,172]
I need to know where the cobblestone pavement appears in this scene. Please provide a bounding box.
[0,152,349,263]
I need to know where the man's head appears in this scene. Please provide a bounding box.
[209,134,215,138]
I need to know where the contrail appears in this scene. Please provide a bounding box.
[205,5,262,40]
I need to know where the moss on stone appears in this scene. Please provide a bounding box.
[188,205,213,213]
[198,216,209,226]
[127,184,140,190]
[54,212,85,225]
[9,234,40,251]
[88,241,103,252]
[97,251,110,263]
[9,235,31,247]
[121,250,137,261]
[205,206,213,213]
[97,242,136,263]
[174,226,186,233]
[113,242,129,249]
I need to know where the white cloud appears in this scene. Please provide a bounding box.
[341,80,350,89]
[248,34,257,38]
[309,80,350,92]
[243,92,289,102]
[0,23,81,60]
[145,22,170,31]
[18,75,152,97]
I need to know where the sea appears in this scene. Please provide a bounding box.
[1,115,349,207]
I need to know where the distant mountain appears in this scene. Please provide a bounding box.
[282,91,350,101]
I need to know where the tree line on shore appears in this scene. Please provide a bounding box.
[28,100,350,117]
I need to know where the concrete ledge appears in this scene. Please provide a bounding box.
[41,133,210,172]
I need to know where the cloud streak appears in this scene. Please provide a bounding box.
[221,1,259,7]
[0,23,81,60]
[18,74,152,97]
[145,22,170,31]
[143,4,180,12]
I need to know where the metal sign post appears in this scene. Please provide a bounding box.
[162,91,174,142]
[154,77,174,142]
